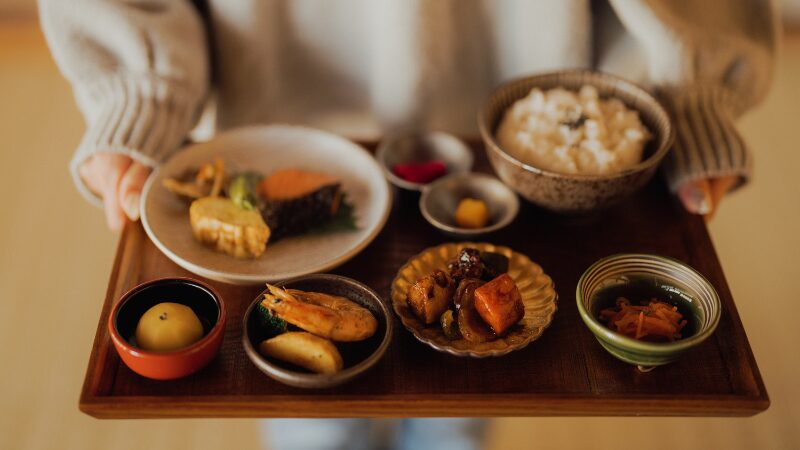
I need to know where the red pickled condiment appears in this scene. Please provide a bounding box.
[392,160,447,184]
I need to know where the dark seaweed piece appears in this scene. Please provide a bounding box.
[260,184,341,238]
[306,193,358,235]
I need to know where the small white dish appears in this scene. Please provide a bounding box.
[140,125,392,285]
[376,132,474,191]
[419,173,519,238]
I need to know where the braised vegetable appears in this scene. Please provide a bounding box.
[473,274,524,336]
[447,248,485,281]
[599,297,688,341]
[454,278,495,343]
[440,310,461,340]
[228,172,262,211]
[447,248,510,282]
[407,270,455,324]
[479,251,509,279]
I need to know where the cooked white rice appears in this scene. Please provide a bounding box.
[496,85,651,175]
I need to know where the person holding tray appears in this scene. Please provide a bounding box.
[39,0,776,449]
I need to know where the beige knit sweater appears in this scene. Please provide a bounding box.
[38,0,777,206]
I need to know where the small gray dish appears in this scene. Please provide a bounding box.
[242,274,392,389]
[376,131,474,191]
[419,173,520,238]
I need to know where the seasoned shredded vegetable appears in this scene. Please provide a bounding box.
[598,297,687,341]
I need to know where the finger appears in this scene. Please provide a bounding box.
[710,176,738,207]
[118,162,152,221]
[677,179,712,216]
[85,153,132,232]
[704,176,738,222]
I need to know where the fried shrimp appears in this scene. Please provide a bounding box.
[261,284,377,342]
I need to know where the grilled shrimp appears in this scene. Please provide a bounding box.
[261,284,377,342]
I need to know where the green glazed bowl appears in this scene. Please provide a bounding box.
[576,254,721,371]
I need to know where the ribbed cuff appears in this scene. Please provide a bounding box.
[658,85,751,193]
[70,74,200,207]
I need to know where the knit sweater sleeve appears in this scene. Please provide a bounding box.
[608,0,777,192]
[38,0,209,206]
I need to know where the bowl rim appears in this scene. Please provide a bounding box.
[241,273,393,388]
[108,277,227,359]
[575,253,721,354]
[376,130,474,191]
[418,173,520,236]
[478,69,675,181]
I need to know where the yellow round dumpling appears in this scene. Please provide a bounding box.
[135,302,204,352]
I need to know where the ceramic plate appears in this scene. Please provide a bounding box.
[390,242,558,357]
[141,125,391,285]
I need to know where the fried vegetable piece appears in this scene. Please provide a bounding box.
[259,331,344,375]
[455,278,496,343]
[474,274,524,336]
[163,158,226,200]
[407,270,455,324]
[190,196,271,258]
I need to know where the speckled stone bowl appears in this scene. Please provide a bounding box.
[479,70,674,213]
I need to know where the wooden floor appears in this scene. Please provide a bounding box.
[0,20,797,450]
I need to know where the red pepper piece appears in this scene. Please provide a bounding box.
[392,160,447,184]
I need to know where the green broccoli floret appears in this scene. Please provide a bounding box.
[257,302,287,337]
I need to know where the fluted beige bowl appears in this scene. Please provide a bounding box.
[479,70,674,213]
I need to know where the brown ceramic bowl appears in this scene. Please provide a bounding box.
[108,278,226,380]
[479,70,674,213]
[242,274,392,389]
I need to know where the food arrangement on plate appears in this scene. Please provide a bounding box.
[163,157,354,259]
[256,283,377,374]
[140,125,391,284]
[391,242,557,357]
[241,274,392,388]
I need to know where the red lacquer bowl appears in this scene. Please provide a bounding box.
[108,278,226,380]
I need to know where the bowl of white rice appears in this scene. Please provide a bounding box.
[479,70,673,213]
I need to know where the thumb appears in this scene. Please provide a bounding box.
[677,179,713,216]
[117,162,152,221]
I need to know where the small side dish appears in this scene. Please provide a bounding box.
[576,253,721,371]
[391,242,557,357]
[599,297,688,342]
[108,278,226,380]
[407,248,524,342]
[164,160,356,259]
[496,85,651,175]
[256,284,378,375]
[242,273,392,388]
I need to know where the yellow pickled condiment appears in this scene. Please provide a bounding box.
[455,198,490,229]
[135,302,204,352]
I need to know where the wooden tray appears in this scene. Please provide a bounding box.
[79,142,769,418]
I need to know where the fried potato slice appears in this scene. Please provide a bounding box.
[259,331,344,375]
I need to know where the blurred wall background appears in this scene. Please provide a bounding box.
[1,2,799,450]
